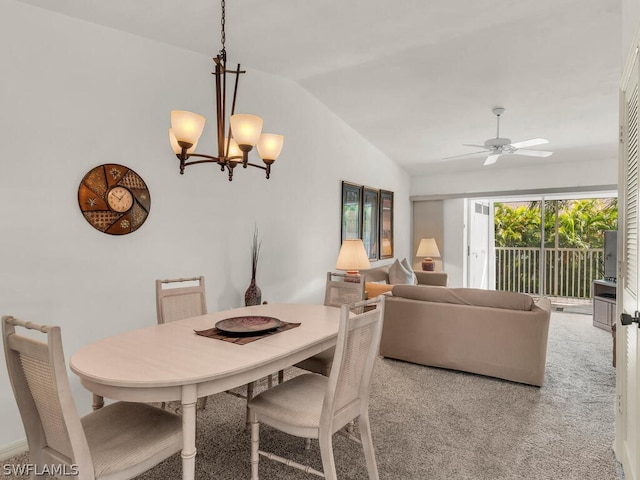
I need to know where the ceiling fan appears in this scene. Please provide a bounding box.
[445,107,553,166]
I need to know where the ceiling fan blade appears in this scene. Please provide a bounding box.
[483,154,501,166]
[443,150,488,160]
[514,149,553,157]
[510,138,549,149]
[462,144,489,149]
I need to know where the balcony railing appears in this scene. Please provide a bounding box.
[495,247,604,299]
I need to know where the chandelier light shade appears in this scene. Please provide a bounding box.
[230,114,263,150]
[169,129,197,155]
[169,0,284,181]
[416,237,441,271]
[170,111,206,149]
[224,137,243,161]
[336,239,371,276]
[257,134,285,162]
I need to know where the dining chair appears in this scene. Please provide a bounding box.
[248,295,385,480]
[156,275,208,324]
[2,315,183,480]
[294,272,365,376]
[156,275,212,410]
[295,272,366,446]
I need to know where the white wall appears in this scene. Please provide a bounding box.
[623,0,640,64]
[442,199,467,288]
[410,158,617,197]
[0,0,410,448]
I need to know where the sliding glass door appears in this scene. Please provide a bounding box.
[542,199,617,298]
[468,193,617,299]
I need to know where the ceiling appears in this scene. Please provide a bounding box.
[16,0,622,177]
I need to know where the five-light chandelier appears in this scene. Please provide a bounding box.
[169,0,284,181]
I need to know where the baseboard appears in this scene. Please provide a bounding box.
[0,439,27,461]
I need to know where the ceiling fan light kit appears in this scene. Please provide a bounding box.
[168,0,284,181]
[447,107,553,166]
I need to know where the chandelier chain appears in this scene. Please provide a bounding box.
[220,0,226,56]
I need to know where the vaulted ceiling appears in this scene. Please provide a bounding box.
[16,0,622,176]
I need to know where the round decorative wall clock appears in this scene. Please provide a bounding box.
[78,164,151,235]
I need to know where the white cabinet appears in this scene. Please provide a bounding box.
[592,279,616,331]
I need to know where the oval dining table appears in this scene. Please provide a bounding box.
[70,303,341,480]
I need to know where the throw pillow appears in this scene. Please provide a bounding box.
[365,282,393,299]
[401,258,418,284]
[388,258,417,285]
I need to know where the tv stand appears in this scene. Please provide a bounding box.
[593,279,616,332]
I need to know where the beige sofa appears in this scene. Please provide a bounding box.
[379,284,551,386]
[361,264,448,298]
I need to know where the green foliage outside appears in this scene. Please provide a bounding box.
[495,198,618,248]
[494,198,618,297]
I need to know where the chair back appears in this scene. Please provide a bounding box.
[156,276,207,324]
[321,295,385,433]
[2,316,93,475]
[324,272,365,310]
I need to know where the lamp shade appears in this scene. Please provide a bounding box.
[170,110,206,148]
[416,238,440,271]
[169,128,197,154]
[230,114,263,148]
[336,239,371,273]
[257,134,284,162]
[416,238,441,258]
[224,137,243,161]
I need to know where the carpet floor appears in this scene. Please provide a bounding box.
[2,311,622,479]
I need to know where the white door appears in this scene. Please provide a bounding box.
[617,41,640,480]
[467,200,490,289]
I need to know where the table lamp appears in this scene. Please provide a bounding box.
[336,239,371,280]
[416,238,441,271]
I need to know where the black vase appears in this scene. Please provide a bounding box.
[245,278,262,306]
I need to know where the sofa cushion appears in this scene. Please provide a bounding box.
[365,282,394,299]
[388,258,417,285]
[414,271,448,287]
[391,285,535,311]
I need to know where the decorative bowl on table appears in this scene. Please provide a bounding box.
[215,316,283,335]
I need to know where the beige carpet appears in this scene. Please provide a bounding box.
[2,311,622,479]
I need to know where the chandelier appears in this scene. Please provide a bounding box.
[169,0,284,181]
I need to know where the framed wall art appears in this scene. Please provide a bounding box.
[362,187,379,260]
[341,181,362,241]
[379,189,394,259]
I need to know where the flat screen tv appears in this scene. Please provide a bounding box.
[604,230,617,281]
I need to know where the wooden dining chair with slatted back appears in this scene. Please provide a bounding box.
[156,275,208,325]
[294,272,366,446]
[248,295,385,480]
[2,315,183,480]
[294,272,365,377]
[156,275,211,410]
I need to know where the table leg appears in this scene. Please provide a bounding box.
[246,382,254,431]
[181,384,198,480]
[92,393,104,410]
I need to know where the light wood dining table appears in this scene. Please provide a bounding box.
[70,303,341,480]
